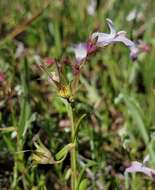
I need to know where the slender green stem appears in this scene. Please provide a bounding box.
[68,102,77,190]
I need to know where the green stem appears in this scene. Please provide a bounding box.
[68,102,77,190]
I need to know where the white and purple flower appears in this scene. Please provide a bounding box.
[73,19,136,64]
[91,19,150,60]
[72,19,150,74]
[125,160,155,179]
[91,19,134,48]
[91,19,136,57]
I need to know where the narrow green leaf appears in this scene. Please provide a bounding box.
[79,179,89,190]
[74,113,87,141]
[55,143,75,161]
[123,94,149,144]
[77,160,96,189]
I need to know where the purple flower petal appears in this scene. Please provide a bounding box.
[125,161,155,178]
[91,32,113,47]
[113,32,135,47]
[129,45,139,61]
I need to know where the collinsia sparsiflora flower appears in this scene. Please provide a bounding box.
[125,161,155,179]
[73,19,150,66]
[91,19,135,56]
[72,19,135,67]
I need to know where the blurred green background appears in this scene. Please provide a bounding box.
[0,0,155,189]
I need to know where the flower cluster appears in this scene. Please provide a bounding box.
[39,19,150,101]
[72,18,150,68]
[73,19,135,63]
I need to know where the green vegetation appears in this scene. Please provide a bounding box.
[0,0,155,189]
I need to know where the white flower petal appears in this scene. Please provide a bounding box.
[106,18,116,37]
[72,43,87,62]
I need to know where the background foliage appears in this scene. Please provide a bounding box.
[0,0,155,189]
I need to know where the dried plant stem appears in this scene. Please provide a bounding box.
[68,102,77,190]
[0,0,50,47]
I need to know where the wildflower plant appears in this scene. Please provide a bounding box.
[0,0,154,189]
[35,18,136,190]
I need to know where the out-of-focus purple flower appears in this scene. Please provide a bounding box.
[91,18,135,48]
[0,72,5,82]
[125,161,155,178]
